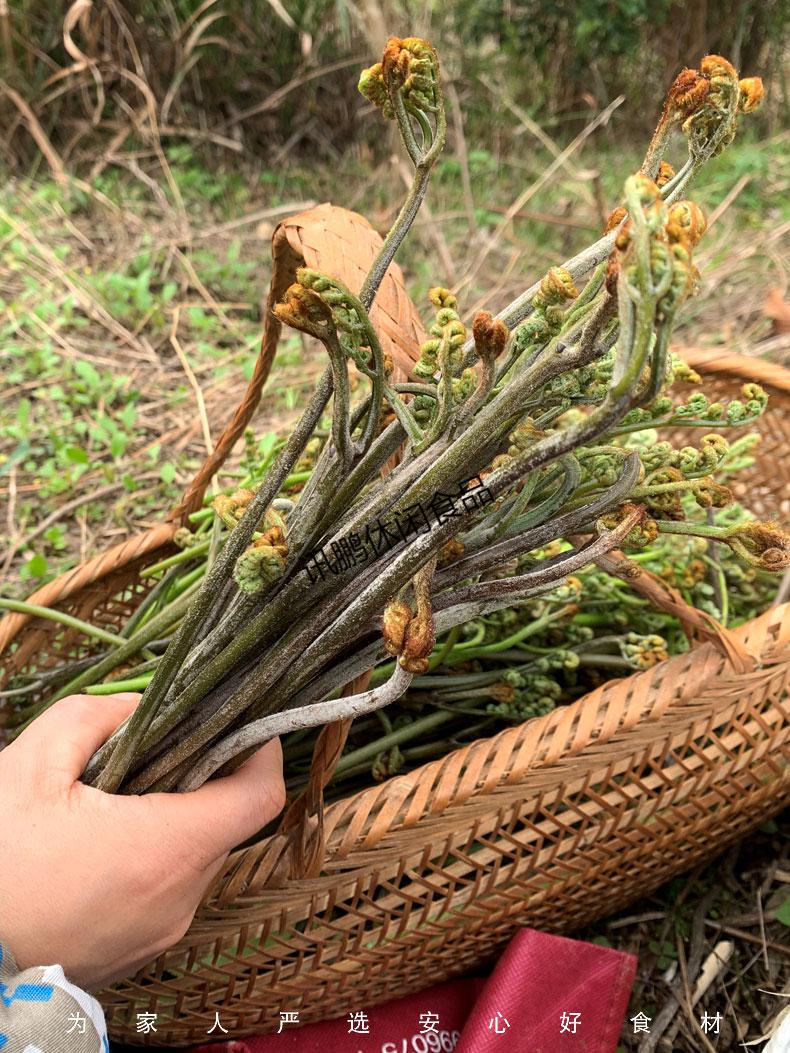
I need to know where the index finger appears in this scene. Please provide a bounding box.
[9,693,141,784]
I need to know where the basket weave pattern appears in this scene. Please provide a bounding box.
[1,208,789,1045]
[98,605,790,1044]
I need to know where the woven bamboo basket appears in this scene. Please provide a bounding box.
[1,206,789,1046]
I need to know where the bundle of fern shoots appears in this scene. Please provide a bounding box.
[6,40,787,800]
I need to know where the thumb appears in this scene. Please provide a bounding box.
[148,738,286,860]
[12,693,141,783]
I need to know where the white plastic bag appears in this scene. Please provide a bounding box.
[764,1007,790,1053]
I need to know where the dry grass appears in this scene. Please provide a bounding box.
[586,819,790,1050]
[1,127,787,590]
[0,169,325,587]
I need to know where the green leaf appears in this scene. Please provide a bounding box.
[776,897,790,928]
[26,553,48,578]
[110,432,127,459]
[0,441,31,476]
[120,403,137,429]
[74,359,101,388]
[44,525,66,549]
[65,445,89,464]
[160,462,176,484]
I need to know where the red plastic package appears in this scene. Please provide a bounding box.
[188,928,636,1053]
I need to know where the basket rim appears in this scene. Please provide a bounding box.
[211,599,790,889]
[680,346,790,394]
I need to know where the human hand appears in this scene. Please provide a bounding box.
[0,692,285,990]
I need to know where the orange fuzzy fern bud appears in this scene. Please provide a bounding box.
[382,36,411,85]
[738,77,764,113]
[382,36,441,113]
[666,200,707,247]
[472,311,509,360]
[438,538,465,567]
[273,283,333,339]
[726,521,790,570]
[664,67,710,121]
[694,481,732,509]
[603,205,627,234]
[382,598,413,656]
[700,54,737,80]
[212,488,256,530]
[400,614,435,674]
[656,161,676,187]
[533,267,578,308]
[600,503,658,548]
[358,62,393,118]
